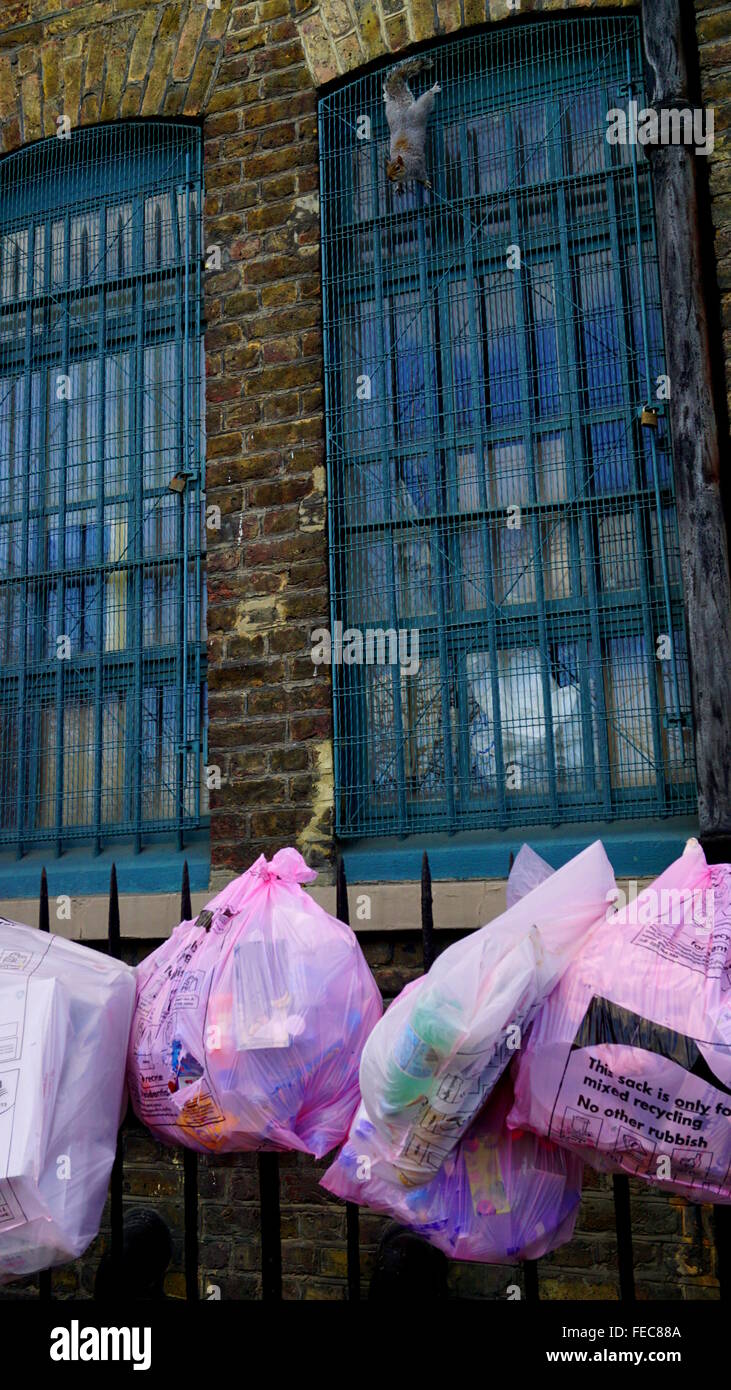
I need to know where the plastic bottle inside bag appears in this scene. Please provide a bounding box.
[233,937,292,1050]
[382,991,465,1111]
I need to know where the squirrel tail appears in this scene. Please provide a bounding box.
[383,54,433,96]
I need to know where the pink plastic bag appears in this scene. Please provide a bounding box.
[322,1070,582,1262]
[127,848,382,1156]
[510,841,731,1203]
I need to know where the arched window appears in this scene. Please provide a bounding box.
[0,123,206,856]
[319,15,697,840]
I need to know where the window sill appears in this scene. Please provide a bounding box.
[0,837,210,899]
[339,816,699,883]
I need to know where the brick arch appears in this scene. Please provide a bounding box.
[0,0,237,155]
[295,0,635,87]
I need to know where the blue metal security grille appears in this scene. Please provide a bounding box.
[0,123,207,855]
[319,16,698,839]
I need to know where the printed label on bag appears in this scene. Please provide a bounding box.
[0,1179,24,1230]
[393,1024,440,1080]
[546,994,731,1196]
[632,864,731,985]
[0,949,34,974]
[0,979,27,1063]
[0,1070,20,1180]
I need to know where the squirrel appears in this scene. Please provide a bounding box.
[383,56,441,192]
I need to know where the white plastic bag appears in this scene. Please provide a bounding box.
[505,844,554,910]
[0,919,135,1281]
[358,840,615,1185]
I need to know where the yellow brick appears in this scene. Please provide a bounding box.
[435,0,460,32]
[21,72,41,142]
[63,32,84,60]
[185,43,218,115]
[18,45,37,78]
[64,56,83,127]
[173,6,207,82]
[100,45,128,120]
[164,83,187,115]
[84,30,106,95]
[300,16,339,85]
[323,0,352,37]
[80,92,100,125]
[207,1,233,41]
[120,83,143,118]
[128,9,159,84]
[356,0,387,59]
[41,42,61,101]
[159,3,184,41]
[463,0,487,24]
[0,56,17,122]
[141,38,173,115]
[385,11,410,52]
[336,31,365,71]
[410,0,435,42]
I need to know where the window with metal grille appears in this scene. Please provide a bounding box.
[319,15,698,840]
[0,123,207,856]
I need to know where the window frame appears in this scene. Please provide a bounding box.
[318,16,697,843]
[0,122,208,857]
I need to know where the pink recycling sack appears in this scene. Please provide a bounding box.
[127,848,382,1156]
[510,840,731,1203]
[322,1070,583,1263]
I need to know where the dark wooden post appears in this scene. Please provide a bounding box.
[641,0,731,851]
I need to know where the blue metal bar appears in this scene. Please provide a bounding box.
[552,101,611,813]
[172,185,185,850]
[415,198,456,828]
[453,120,507,819]
[14,221,35,856]
[319,102,341,811]
[93,203,107,854]
[193,139,204,825]
[368,132,408,828]
[53,210,72,854]
[179,152,192,851]
[507,137,559,820]
[131,191,145,853]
